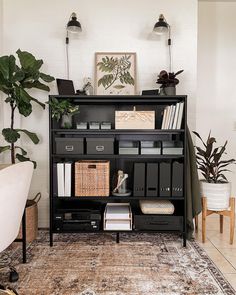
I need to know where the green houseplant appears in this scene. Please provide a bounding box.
[0,49,54,167]
[193,131,236,210]
[47,97,79,128]
[156,70,184,95]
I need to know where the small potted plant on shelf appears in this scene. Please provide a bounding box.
[47,97,79,128]
[193,131,236,210]
[156,70,184,95]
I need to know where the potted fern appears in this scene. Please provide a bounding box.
[193,131,236,210]
[0,49,54,167]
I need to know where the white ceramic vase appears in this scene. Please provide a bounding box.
[200,181,231,210]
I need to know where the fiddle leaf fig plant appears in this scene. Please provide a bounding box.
[193,131,236,183]
[0,49,55,167]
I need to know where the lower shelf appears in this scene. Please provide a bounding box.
[52,229,184,234]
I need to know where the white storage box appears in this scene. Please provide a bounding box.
[104,203,132,231]
[105,220,132,230]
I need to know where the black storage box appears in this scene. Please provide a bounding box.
[134,215,183,231]
[86,138,114,155]
[55,137,84,155]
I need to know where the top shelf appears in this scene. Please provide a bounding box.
[52,129,185,135]
[49,95,187,104]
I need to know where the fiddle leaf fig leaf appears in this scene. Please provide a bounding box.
[15,153,37,169]
[30,97,45,109]
[0,145,11,153]
[0,56,11,80]
[40,72,55,83]
[16,49,37,70]
[2,128,20,143]
[15,146,27,155]
[16,129,39,144]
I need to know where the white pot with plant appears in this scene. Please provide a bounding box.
[193,131,236,211]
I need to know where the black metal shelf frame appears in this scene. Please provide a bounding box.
[49,95,187,247]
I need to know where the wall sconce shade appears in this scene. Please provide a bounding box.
[153,14,172,73]
[67,12,82,33]
[153,14,169,35]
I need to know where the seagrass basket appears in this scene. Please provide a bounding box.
[17,192,41,242]
[75,160,110,196]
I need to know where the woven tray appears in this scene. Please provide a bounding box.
[139,200,175,215]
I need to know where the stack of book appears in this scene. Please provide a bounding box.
[161,102,184,129]
[54,162,72,197]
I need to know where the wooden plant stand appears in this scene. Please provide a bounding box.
[199,197,235,245]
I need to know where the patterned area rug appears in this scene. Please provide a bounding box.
[0,231,235,295]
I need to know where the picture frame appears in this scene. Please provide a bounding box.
[95,52,137,95]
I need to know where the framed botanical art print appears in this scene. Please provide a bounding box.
[95,52,136,95]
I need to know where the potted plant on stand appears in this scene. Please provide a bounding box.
[47,97,79,128]
[156,70,184,95]
[193,131,236,210]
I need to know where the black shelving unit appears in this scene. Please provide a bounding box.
[49,95,187,246]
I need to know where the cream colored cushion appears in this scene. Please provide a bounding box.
[139,200,175,215]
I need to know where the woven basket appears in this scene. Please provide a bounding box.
[17,193,41,242]
[75,161,110,196]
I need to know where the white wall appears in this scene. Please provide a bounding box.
[197,1,236,194]
[1,0,198,227]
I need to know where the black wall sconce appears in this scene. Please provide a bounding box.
[65,12,82,79]
[153,14,172,73]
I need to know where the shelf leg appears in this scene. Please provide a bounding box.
[116,232,120,244]
[50,231,53,247]
[183,233,187,247]
[22,210,27,263]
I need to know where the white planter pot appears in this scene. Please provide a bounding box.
[200,181,231,210]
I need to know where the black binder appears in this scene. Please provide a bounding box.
[172,161,183,197]
[133,163,146,196]
[146,163,159,197]
[159,162,171,197]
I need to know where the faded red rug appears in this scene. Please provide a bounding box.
[0,231,235,295]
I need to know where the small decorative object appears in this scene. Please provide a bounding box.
[115,107,155,129]
[95,52,136,95]
[101,122,112,130]
[112,170,131,196]
[76,122,87,129]
[193,131,236,210]
[82,77,94,95]
[156,70,184,96]
[47,97,79,129]
[142,89,159,95]
[89,121,100,130]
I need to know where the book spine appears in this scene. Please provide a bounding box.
[57,163,65,197]
[64,162,72,197]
